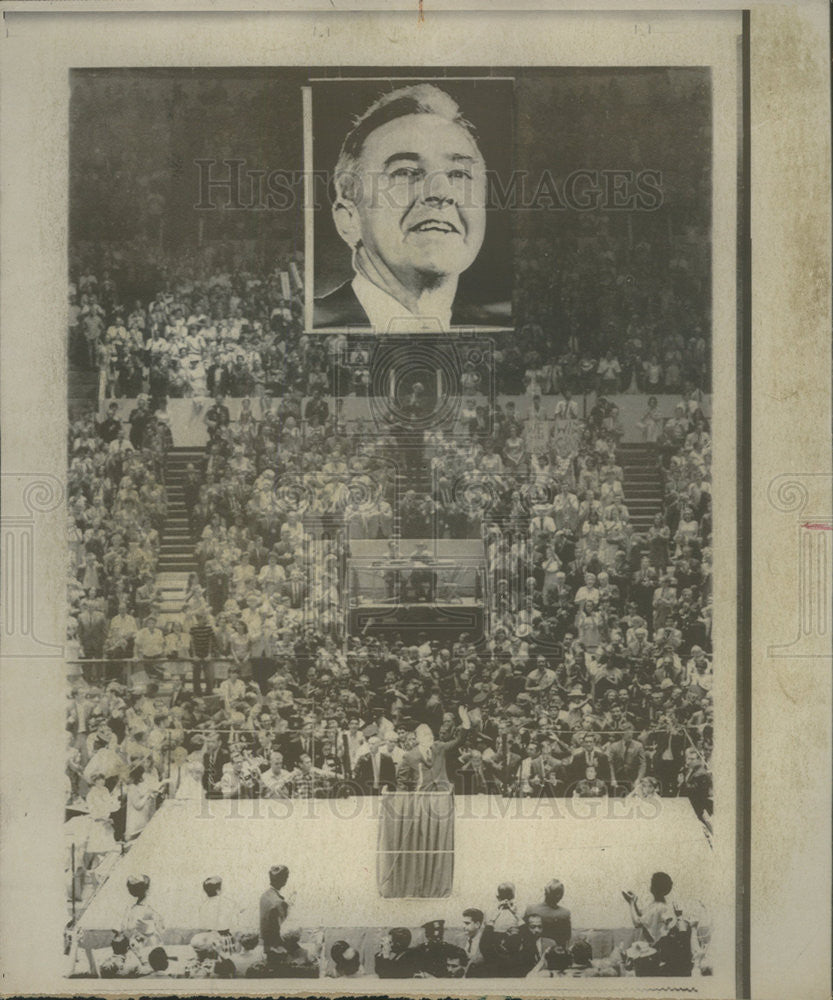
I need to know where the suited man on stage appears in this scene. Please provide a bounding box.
[354,736,396,794]
[566,731,613,792]
[396,706,472,792]
[520,737,565,797]
[482,737,523,796]
[606,723,647,794]
[314,84,488,332]
[202,731,231,799]
[340,715,367,780]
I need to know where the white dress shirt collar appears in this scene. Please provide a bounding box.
[352,274,450,333]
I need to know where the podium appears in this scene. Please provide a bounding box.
[376,792,455,898]
[348,540,485,642]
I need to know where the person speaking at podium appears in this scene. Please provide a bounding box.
[407,541,436,603]
[395,706,472,792]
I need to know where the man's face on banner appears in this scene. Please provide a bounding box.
[348,113,487,284]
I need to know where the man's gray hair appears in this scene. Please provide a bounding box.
[333,83,481,204]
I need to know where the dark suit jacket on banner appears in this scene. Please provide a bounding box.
[313,280,491,330]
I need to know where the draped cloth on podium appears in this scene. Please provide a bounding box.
[377,792,454,898]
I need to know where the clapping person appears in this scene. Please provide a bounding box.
[491,881,522,935]
[121,874,165,952]
[84,771,122,856]
[374,927,417,978]
[124,762,166,841]
[622,870,676,968]
[259,751,293,799]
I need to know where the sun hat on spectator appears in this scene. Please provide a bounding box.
[625,940,657,960]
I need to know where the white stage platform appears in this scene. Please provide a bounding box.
[76,795,713,959]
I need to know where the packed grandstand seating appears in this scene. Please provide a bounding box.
[67,345,714,823]
[69,236,710,401]
[65,69,716,984]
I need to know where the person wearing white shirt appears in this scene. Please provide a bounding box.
[574,574,600,607]
[218,667,247,712]
[231,554,256,600]
[684,647,713,692]
[260,751,293,799]
[461,908,486,975]
[108,429,134,455]
[197,876,239,951]
[134,616,165,663]
[340,716,367,778]
[530,510,556,536]
[554,394,580,419]
[257,555,286,595]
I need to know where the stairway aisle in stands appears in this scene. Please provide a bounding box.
[68,360,100,422]
[617,442,665,535]
[156,446,204,624]
[393,444,435,545]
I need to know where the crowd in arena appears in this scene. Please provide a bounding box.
[66,368,714,828]
[68,401,172,653]
[67,372,713,821]
[66,621,712,814]
[70,215,710,404]
[82,867,707,980]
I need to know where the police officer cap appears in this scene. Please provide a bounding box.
[422,919,444,933]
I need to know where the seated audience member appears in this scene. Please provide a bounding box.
[411,919,466,978]
[182,931,234,979]
[573,765,608,798]
[98,932,143,978]
[480,912,555,977]
[263,927,319,977]
[375,927,417,978]
[142,946,176,978]
[326,940,364,978]
[234,932,267,977]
